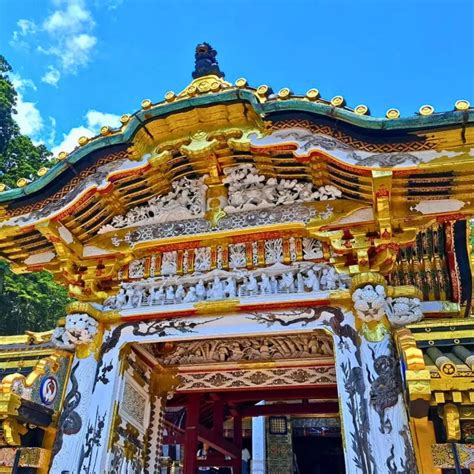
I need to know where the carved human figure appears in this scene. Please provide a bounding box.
[196,280,206,300]
[325,267,338,290]
[304,269,320,292]
[238,277,248,297]
[270,276,279,294]
[131,285,144,307]
[280,272,295,293]
[209,276,225,300]
[183,287,198,303]
[224,277,237,298]
[165,286,175,303]
[296,272,305,292]
[175,284,186,303]
[247,274,259,296]
[124,286,135,308]
[259,274,272,294]
[114,289,127,309]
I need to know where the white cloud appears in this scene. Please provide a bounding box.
[52,110,121,155]
[41,66,61,87]
[10,19,37,49]
[10,75,44,142]
[12,0,100,85]
[85,110,122,130]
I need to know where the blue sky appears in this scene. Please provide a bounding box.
[1,0,473,157]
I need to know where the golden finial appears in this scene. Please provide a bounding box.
[164,91,176,102]
[57,151,68,160]
[455,99,470,111]
[16,178,30,188]
[305,89,320,100]
[354,105,369,115]
[256,85,270,97]
[100,126,111,136]
[141,99,152,109]
[235,78,247,88]
[37,167,48,177]
[0,183,7,192]
[120,114,130,125]
[278,88,291,99]
[330,96,345,107]
[78,136,89,146]
[386,108,400,119]
[419,105,434,116]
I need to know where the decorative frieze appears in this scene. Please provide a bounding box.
[104,263,349,310]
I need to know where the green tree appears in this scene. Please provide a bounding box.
[0,55,70,335]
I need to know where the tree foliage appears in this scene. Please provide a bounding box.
[0,55,70,335]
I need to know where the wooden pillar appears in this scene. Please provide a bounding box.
[183,394,200,474]
[233,414,243,474]
[213,399,224,435]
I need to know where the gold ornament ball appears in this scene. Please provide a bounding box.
[120,114,130,124]
[17,178,28,188]
[187,85,197,96]
[78,136,89,146]
[331,95,345,107]
[386,108,400,119]
[37,167,49,177]
[57,151,68,161]
[455,99,470,111]
[100,126,110,136]
[235,78,247,88]
[278,88,291,99]
[164,91,176,102]
[0,183,6,192]
[306,89,320,100]
[141,99,152,110]
[419,105,434,116]
[354,105,369,115]
[257,85,270,96]
[210,81,221,92]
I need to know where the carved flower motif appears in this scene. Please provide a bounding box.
[352,284,387,322]
[386,297,423,327]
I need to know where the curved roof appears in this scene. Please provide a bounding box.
[0,73,472,205]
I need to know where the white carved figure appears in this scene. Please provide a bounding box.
[52,313,99,350]
[280,272,295,293]
[183,287,198,303]
[386,297,423,327]
[208,276,225,300]
[223,164,341,213]
[247,274,259,296]
[304,269,320,292]
[196,280,207,300]
[125,286,135,308]
[259,274,272,294]
[296,272,305,293]
[270,276,279,294]
[131,285,144,307]
[99,176,208,233]
[352,284,387,322]
[165,286,175,303]
[224,277,237,298]
[175,284,186,303]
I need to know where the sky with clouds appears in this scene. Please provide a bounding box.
[1,0,473,158]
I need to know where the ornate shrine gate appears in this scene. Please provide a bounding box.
[0,44,473,473]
